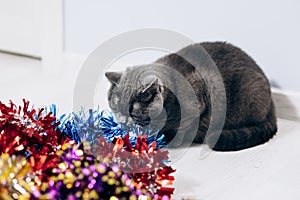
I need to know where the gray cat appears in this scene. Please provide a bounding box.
[105,42,277,151]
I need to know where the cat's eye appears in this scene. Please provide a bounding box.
[140,91,154,102]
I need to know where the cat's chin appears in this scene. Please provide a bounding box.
[128,118,166,133]
[135,119,164,128]
[135,120,150,127]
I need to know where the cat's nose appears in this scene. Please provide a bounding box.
[116,113,133,125]
[118,115,127,124]
[126,117,133,125]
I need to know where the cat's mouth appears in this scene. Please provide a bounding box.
[133,118,166,128]
[132,110,168,127]
[134,118,151,126]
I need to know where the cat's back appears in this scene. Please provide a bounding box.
[156,42,264,76]
[155,41,269,97]
[174,42,269,92]
[179,42,263,73]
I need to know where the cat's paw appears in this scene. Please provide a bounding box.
[205,132,222,150]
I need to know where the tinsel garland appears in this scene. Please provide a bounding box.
[39,142,153,200]
[57,109,166,149]
[0,154,39,200]
[0,100,176,199]
[0,100,69,172]
[0,100,71,155]
[94,135,175,199]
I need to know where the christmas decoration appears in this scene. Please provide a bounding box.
[39,142,153,200]
[58,109,166,149]
[0,99,70,159]
[94,135,175,200]
[0,100,176,199]
[0,154,39,200]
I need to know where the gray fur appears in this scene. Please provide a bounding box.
[105,42,277,151]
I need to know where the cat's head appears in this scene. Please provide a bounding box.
[105,67,165,127]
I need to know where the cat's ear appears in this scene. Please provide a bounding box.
[105,72,122,85]
[142,78,159,93]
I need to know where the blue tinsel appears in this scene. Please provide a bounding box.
[44,104,81,144]
[46,105,166,149]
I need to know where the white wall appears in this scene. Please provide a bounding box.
[0,0,42,57]
[64,0,300,91]
[0,0,63,72]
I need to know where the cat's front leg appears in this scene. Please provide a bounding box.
[166,117,200,148]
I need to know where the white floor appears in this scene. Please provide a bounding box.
[171,119,300,200]
[1,52,300,200]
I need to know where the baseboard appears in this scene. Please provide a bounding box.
[271,88,300,122]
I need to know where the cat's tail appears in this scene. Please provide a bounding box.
[206,101,277,151]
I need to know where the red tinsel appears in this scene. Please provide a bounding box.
[0,99,70,174]
[94,134,176,199]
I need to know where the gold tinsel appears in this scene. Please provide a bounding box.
[0,154,37,200]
